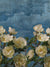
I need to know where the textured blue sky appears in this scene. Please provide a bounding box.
[0,0,50,38]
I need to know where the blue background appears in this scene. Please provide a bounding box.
[0,0,50,67]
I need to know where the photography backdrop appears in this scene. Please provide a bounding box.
[0,0,50,67]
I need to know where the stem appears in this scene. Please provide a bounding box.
[32,61,38,67]
[32,58,44,67]
[4,43,6,47]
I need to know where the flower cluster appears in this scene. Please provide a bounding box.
[0,25,50,67]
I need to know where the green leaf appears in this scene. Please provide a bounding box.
[7,41,14,46]
[25,37,29,41]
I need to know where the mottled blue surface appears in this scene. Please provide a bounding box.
[0,0,50,67]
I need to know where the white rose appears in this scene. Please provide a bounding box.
[0,26,5,34]
[14,54,27,67]
[33,24,44,32]
[0,54,2,63]
[37,33,49,42]
[48,39,50,48]
[44,56,50,67]
[13,37,27,48]
[26,49,34,59]
[48,39,50,45]
[9,27,17,35]
[1,34,13,43]
[44,62,50,67]
[35,45,47,57]
[46,28,50,35]
[2,46,15,58]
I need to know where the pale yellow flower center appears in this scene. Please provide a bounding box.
[39,49,42,52]
[2,37,6,41]
[39,36,41,40]
[7,49,10,52]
